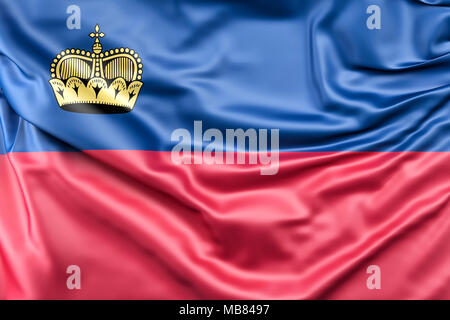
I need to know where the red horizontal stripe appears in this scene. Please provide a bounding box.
[0,151,449,299]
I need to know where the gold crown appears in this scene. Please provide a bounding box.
[49,25,143,114]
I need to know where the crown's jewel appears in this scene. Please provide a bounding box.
[89,24,105,54]
[49,25,143,114]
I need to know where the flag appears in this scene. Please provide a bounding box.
[0,0,449,299]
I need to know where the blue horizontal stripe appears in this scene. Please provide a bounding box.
[0,0,449,154]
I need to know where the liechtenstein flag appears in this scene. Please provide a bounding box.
[0,0,449,299]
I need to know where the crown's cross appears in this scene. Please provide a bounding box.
[89,24,105,54]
